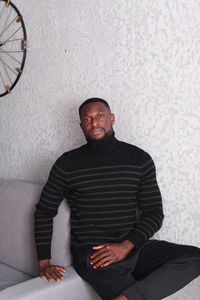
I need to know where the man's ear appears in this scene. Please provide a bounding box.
[110,113,115,125]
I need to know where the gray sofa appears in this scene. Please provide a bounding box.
[0,178,100,300]
[0,178,199,300]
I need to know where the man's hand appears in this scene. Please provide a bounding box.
[111,294,128,300]
[90,240,134,269]
[38,259,67,282]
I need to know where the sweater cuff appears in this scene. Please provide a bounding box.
[36,244,51,261]
[124,230,147,249]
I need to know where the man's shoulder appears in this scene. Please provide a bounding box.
[57,144,87,162]
[62,144,86,156]
[120,140,153,163]
[51,144,90,173]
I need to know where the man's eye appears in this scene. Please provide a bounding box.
[97,114,103,119]
[83,118,89,123]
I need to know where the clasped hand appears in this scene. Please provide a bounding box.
[90,240,134,269]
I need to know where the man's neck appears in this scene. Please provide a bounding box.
[86,132,121,154]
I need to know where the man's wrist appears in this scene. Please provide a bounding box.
[38,259,50,270]
[121,240,134,251]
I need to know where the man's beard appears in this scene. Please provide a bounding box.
[85,127,114,142]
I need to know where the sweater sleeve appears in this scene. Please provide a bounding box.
[34,158,68,260]
[125,155,164,249]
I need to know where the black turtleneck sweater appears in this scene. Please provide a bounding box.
[34,135,164,260]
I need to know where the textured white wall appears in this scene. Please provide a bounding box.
[0,1,200,298]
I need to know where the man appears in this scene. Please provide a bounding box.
[34,98,200,300]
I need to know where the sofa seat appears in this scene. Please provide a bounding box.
[0,262,32,291]
[0,265,101,300]
[0,178,199,299]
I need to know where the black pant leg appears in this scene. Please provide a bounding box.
[72,241,200,300]
[73,245,141,300]
[122,240,200,300]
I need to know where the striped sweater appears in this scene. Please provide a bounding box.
[34,135,164,260]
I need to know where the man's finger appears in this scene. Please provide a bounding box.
[56,266,67,272]
[40,272,45,279]
[91,245,110,259]
[39,266,67,282]
[91,251,111,265]
[50,270,62,282]
[55,269,64,280]
[92,244,108,250]
[101,259,116,267]
[44,272,53,282]
[93,256,114,269]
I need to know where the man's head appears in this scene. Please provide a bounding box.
[79,98,115,141]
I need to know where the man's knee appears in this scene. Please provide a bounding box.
[186,245,200,259]
[184,245,200,275]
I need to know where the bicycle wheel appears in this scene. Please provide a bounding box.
[0,0,27,97]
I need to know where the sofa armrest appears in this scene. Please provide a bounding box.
[0,266,101,300]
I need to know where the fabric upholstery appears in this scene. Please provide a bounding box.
[0,178,199,299]
[0,266,101,300]
[0,262,32,291]
[0,178,71,276]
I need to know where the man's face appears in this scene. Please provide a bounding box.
[80,102,115,140]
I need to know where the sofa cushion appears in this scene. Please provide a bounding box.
[0,262,32,291]
[0,178,71,276]
[0,266,101,300]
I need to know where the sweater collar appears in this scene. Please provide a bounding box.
[86,132,121,154]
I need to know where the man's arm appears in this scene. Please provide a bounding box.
[125,155,164,248]
[34,158,68,281]
[90,154,164,269]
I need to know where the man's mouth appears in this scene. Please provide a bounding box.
[90,128,104,136]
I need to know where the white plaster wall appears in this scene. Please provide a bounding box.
[0,1,200,298]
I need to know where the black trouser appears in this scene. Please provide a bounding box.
[72,240,200,300]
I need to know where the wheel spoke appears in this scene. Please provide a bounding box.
[0,57,18,76]
[0,4,5,26]
[4,50,24,53]
[0,15,18,39]
[1,38,24,43]
[2,59,12,85]
[0,48,22,64]
[2,25,22,44]
[0,6,12,38]
[0,69,6,87]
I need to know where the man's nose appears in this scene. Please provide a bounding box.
[91,117,98,128]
